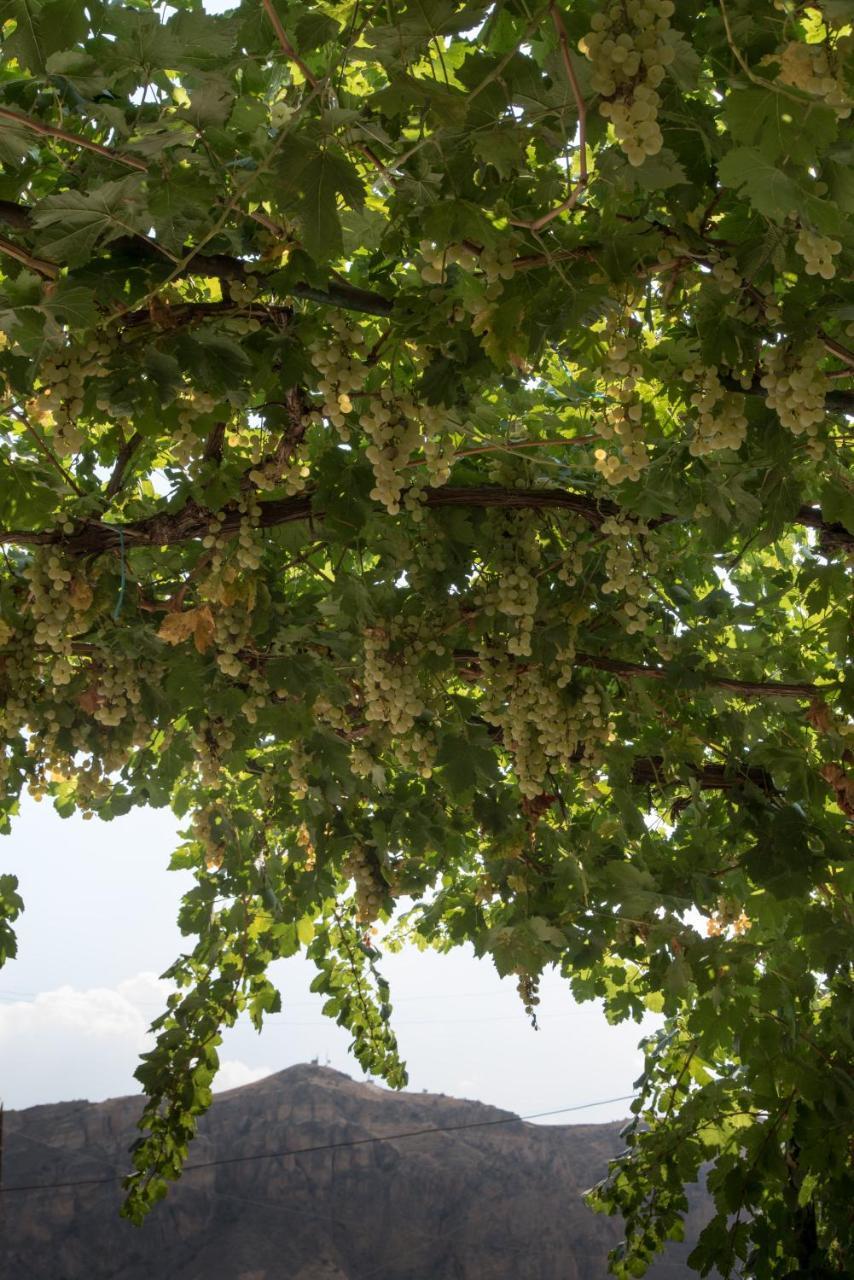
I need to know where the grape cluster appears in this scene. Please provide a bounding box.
[363,397,458,516]
[211,594,252,679]
[29,342,109,455]
[754,279,782,325]
[308,314,369,440]
[600,516,657,635]
[361,394,424,514]
[777,40,852,119]
[349,742,377,781]
[557,526,587,589]
[342,844,387,923]
[580,0,682,167]
[308,317,457,513]
[478,516,543,657]
[593,320,649,485]
[420,241,469,284]
[248,447,310,494]
[419,240,520,364]
[483,662,571,798]
[171,391,220,467]
[9,541,180,814]
[516,971,541,1025]
[3,637,157,814]
[235,497,263,573]
[398,727,438,779]
[25,549,95,660]
[760,339,828,453]
[682,364,748,455]
[89,657,143,729]
[288,743,311,801]
[191,805,226,870]
[239,673,269,727]
[363,628,426,737]
[709,255,742,296]
[191,719,236,787]
[494,562,539,658]
[227,274,260,305]
[422,432,455,487]
[201,502,263,679]
[296,822,317,872]
[481,652,613,799]
[706,895,751,938]
[312,694,349,734]
[794,227,842,280]
[418,240,516,289]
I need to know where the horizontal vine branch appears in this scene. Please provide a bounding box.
[630,756,777,795]
[1,484,850,556]
[574,651,822,699]
[454,649,823,701]
[120,300,294,332]
[1,192,854,402]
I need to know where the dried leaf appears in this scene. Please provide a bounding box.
[69,578,94,612]
[157,605,217,652]
[806,700,834,734]
[77,686,102,714]
[192,605,215,654]
[157,610,198,646]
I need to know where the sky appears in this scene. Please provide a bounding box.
[0,796,656,1121]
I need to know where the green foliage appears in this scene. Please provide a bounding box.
[0,0,851,1272]
[0,873,23,965]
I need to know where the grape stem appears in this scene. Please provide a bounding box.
[718,0,804,104]
[0,105,146,173]
[509,4,589,232]
[261,0,320,91]
[11,408,86,498]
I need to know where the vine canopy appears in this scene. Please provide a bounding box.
[0,0,852,1274]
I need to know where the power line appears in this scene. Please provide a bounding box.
[0,1092,634,1196]
[0,983,591,1013]
[0,990,608,1028]
[0,983,584,1009]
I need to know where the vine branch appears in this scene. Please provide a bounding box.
[261,0,320,90]
[0,483,850,557]
[510,4,589,231]
[104,433,143,500]
[0,106,147,172]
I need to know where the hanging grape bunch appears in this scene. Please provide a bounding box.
[580,0,684,166]
[342,844,388,923]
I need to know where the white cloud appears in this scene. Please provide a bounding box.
[0,975,271,1110]
[214,1060,272,1092]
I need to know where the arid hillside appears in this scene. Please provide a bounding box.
[2,1064,712,1279]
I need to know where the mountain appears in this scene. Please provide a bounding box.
[1,1064,710,1279]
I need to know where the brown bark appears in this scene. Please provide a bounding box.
[1,483,849,566]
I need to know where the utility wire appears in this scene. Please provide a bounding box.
[0,1093,634,1195]
[0,983,586,1008]
[0,989,603,1026]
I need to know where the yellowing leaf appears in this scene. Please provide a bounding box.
[157,611,197,646]
[192,604,215,654]
[69,578,93,612]
[157,605,216,653]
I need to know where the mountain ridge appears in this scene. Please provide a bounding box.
[2,1064,711,1279]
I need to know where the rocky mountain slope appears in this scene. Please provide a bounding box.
[1,1064,711,1279]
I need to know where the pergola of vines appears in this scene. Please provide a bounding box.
[0,1,851,1274]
